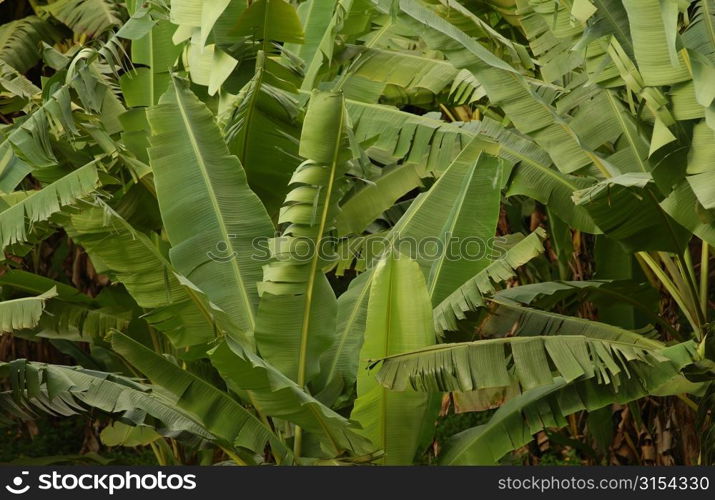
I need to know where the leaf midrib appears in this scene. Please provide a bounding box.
[381,259,395,458]
[377,334,664,363]
[238,55,265,166]
[171,82,256,331]
[296,97,345,387]
[604,90,647,173]
[427,155,479,299]
[323,271,374,384]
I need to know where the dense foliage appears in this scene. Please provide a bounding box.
[0,0,713,465]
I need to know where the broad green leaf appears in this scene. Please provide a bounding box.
[0,160,101,251]
[495,278,662,330]
[684,1,715,128]
[345,106,599,233]
[0,16,59,72]
[336,163,425,236]
[300,0,355,91]
[0,59,40,99]
[219,52,302,218]
[318,146,512,399]
[0,359,213,442]
[119,13,182,107]
[433,228,546,334]
[440,342,697,464]
[572,0,597,23]
[171,0,233,47]
[339,48,473,105]
[36,302,131,343]
[597,90,650,173]
[649,117,676,156]
[375,335,672,393]
[0,287,56,333]
[315,269,373,405]
[517,0,583,82]
[351,255,438,465]
[689,171,715,209]
[233,0,304,44]
[100,421,161,447]
[661,180,715,247]
[480,300,664,348]
[111,331,289,460]
[683,0,715,66]
[388,0,593,174]
[425,145,503,306]
[574,173,690,253]
[622,0,689,86]
[254,90,350,385]
[686,121,715,209]
[63,203,185,309]
[285,0,338,67]
[688,53,715,129]
[148,76,274,338]
[63,203,217,348]
[0,270,94,304]
[184,38,239,96]
[346,97,474,174]
[41,0,123,37]
[427,0,530,69]
[385,146,501,277]
[688,121,715,175]
[577,0,633,58]
[0,58,119,193]
[210,338,374,457]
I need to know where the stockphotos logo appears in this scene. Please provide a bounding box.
[5,471,30,495]
[3,470,197,496]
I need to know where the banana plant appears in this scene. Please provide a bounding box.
[0,0,713,466]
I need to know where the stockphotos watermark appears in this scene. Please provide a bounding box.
[207,234,510,264]
[3,470,197,495]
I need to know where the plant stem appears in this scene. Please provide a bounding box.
[219,445,248,466]
[171,439,181,463]
[149,442,167,465]
[658,251,704,335]
[638,252,701,337]
[684,245,698,288]
[675,252,707,333]
[293,426,303,459]
[660,253,688,297]
[676,393,699,412]
[635,253,660,289]
[148,326,162,353]
[439,103,458,122]
[701,243,710,320]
